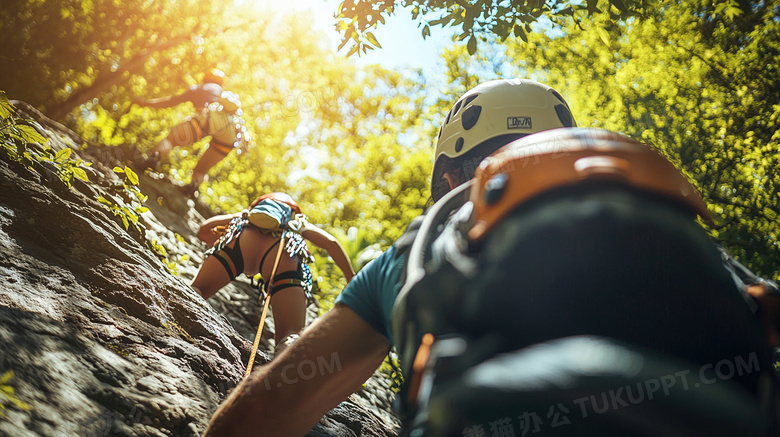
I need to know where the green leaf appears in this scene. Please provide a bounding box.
[596,26,611,46]
[72,167,89,181]
[97,196,113,206]
[124,166,139,185]
[429,16,450,27]
[55,147,72,162]
[0,93,13,121]
[122,208,139,224]
[725,5,743,20]
[365,32,381,48]
[464,7,477,31]
[112,166,125,173]
[495,20,510,40]
[467,35,477,55]
[337,37,350,52]
[608,0,628,13]
[15,125,47,145]
[514,25,528,42]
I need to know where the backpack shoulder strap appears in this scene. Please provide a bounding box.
[393,214,426,258]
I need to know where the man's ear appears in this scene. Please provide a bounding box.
[443,172,461,191]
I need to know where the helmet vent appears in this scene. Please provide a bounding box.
[455,137,464,152]
[452,100,463,116]
[461,105,482,130]
[555,104,575,127]
[551,90,569,108]
[463,94,479,107]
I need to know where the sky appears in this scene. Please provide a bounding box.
[245,0,457,78]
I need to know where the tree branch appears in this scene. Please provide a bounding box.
[46,28,198,121]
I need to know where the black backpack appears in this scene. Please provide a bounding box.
[391,129,778,437]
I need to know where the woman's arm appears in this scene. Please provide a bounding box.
[301,225,356,282]
[197,212,243,246]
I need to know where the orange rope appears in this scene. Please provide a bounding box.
[244,234,286,378]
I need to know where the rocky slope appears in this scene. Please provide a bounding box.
[0,102,398,436]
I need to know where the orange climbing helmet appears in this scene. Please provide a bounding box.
[202,69,225,86]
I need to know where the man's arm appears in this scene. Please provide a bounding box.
[202,303,390,437]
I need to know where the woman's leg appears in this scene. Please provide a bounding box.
[141,119,197,170]
[191,254,233,299]
[191,144,230,187]
[155,118,198,158]
[269,287,307,354]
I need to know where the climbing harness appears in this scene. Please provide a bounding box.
[204,216,247,281]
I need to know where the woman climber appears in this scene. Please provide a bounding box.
[191,193,355,354]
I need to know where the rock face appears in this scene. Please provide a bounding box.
[0,103,398,436]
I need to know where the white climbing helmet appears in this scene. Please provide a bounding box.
[431,79,577,201]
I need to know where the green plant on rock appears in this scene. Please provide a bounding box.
[97,165,148,231]
[49,147,91,188]
[160,319,193,342]
[0,371,29,417]
[0,91,91,188]
[378,350,403,394]
[147,238,190,276]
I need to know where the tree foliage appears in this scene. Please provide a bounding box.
[2,1,436,300]
[0,0,235,120]
[446,0,779,277]
[336,0,658,55]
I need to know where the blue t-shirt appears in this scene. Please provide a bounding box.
[335,246,405,345]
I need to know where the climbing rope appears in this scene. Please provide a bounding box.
[244,233,286,378]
